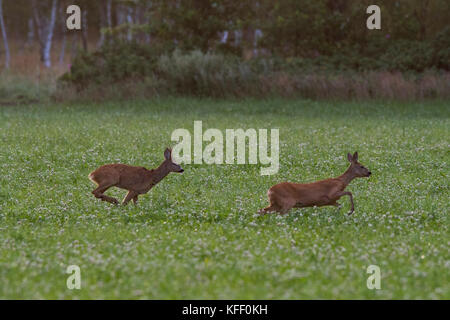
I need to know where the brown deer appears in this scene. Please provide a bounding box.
[89,148,184,205]
[259,152,371,216]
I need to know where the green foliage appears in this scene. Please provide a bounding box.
[57,42,450,101]
[259,0,330,56]
[432,26,450,70]
[59,41,162,88]
[380,40,434,72]
[148,0,234,52]
[3,0,450,72]
[56,0,449,97]
[0,99,449,299]
[59,47,259,97]
[156,50,256,97]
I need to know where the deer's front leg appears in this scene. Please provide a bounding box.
[122,190,138,206]
[334,191,354,215]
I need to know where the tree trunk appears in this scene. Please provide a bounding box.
[59,32,66,65]
[59,6,66,66]
[415,0,430,40]
[97,2,106,47]
[105,0,112,43]
[71,33,80,60]
[25,18,35,47]
[126,6,133,41]
[81,9,88,51]
[32,0,59,68]
[43,0,58,67]
[116,4,126,40]
[0,0,10,69]
[144,3,151,44]
[221,31,229,44]
[106,0,112,29]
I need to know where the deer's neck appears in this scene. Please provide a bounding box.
[337,165,355,187]
[148,162,170,185]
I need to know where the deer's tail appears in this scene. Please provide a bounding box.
[88,172,97,184]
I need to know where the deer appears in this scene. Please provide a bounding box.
[259,152,371,216]
[88,148,184,205]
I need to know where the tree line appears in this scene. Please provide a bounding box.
[0,0,449,69]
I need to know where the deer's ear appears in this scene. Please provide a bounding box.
[164,148,171,160]
[347,153,353,162]
[353,151,358,162]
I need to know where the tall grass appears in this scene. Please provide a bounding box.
[157,50,257,97]
[0,73,55,105]
[0,40,73,105]
[261,71,450,100]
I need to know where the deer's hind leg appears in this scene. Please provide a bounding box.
[258,203,281,215]
[122,190,138,206]
[92,183,119,205]
[258,191,282,215]
[279,199,296,215]
[259,197,295,215]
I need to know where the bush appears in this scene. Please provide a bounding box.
[59,41,162,89]
[379,40,434,72]
[59,46,260,98]
[57,40,450,101]
[432,26,450,70]
[156,50,257,97]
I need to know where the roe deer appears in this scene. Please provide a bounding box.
[259,152,371,216]
[89,148,183,205]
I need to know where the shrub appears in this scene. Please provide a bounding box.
[432,26,450,70]
[57,41,450,101]
[59,41,162,89]
[156,50,257,97]
[379,40,434,72]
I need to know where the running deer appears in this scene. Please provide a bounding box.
[259,152,371,216]
[89,148,184,205]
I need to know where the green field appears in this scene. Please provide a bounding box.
[0,98,448,299]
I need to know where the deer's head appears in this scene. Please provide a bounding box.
[347,152,371,178]
[164,148,184,173]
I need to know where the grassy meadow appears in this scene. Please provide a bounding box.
[0,98,448,299]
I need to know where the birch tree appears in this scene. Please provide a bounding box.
[32,0,58,68]
[0,0,10,69]
[126,5,133,41]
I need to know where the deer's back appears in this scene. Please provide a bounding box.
[89,164,151,190]
[269,179,345,205]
